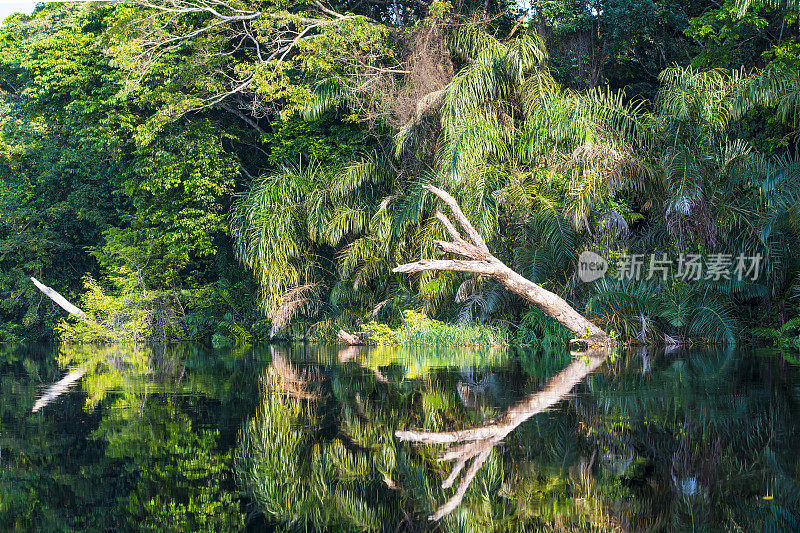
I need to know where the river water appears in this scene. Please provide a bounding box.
[1,343,798,531]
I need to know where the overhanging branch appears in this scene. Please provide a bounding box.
[31,277,86,319]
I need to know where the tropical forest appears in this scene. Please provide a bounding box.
[1,0,800,531]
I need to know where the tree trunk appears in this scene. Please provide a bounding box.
[392,185,611,347]
[30,277,87,318]
[337,329,364,345]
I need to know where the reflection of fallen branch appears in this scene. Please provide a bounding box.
[337,346,390,383]
[397,349,608,521]
[270,347,323,400]
[31,369,86,412]
[337,345,361,362]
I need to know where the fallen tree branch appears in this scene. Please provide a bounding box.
[29,277,90,412]
[337,329,365,345]
[30,277,87,319]
[392,185,611,346]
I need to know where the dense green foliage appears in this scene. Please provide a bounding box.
[2,2,799,525]
[0,0,798,346]
[0,344,251,531]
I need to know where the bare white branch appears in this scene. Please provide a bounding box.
[393,188,612,343]
[30,277,86,318]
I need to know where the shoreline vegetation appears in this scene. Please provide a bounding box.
[20,252,800,352]
[360,310,507,347]
[1,2,799,352]
[27,270,800,352]
[3,4,800,527]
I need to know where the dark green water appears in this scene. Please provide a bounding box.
[1,343,799,531]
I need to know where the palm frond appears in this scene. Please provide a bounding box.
[303,76,349,121]
[734,64,800,132]
[230,162,323,312]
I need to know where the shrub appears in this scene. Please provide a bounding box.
[58,271,182,344]
[360,310,506,347]
[745,317,800,350]
[359,321,397,346]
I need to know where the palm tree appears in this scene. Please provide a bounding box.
[305,26,647,323]
[735,64,800,138]
[234,23,798,342]
[230,162,332,330]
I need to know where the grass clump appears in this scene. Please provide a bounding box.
[360,310,506,347]
[514,307,572,348]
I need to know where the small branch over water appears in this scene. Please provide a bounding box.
[29,277,88,412]
[30,277,87,319]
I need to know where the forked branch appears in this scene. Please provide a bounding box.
[393,186,612,346]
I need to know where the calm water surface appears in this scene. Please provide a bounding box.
[1,343,799,531]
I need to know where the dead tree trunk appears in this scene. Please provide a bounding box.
[397,348,608,521]
[392,185,611,346]
[337,329,364,346]
[31,277,87,319]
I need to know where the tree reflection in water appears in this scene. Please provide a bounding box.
[397,349,608,521]
[3,343,251,531]
[4,343,800,531]
[237,344,800,531]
